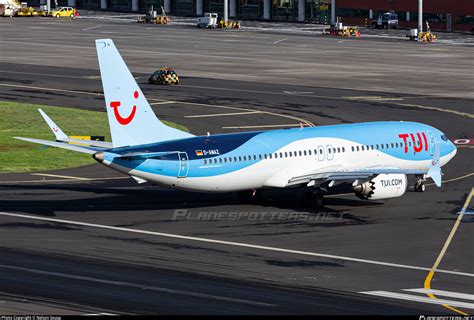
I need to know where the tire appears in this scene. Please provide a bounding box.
[70,13,74,18]
[148,77,153,84]
[56,14,60,18]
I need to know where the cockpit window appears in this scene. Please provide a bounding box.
[441,134,448,141]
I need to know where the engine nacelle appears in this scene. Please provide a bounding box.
[353,174,407,200]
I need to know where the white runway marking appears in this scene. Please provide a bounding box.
[149,101,177,105]
[0,177,128,184]
[223,124,304,129]
[272,38,288,45]
[0,211,472,278]
[361,290,474,310]
[0,264,274,307]
[185,111,262,118]
[404,289,474,301]
[30,173,92,181]
[82,25,103,31]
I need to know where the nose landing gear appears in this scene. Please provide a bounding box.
[414,175,426,192]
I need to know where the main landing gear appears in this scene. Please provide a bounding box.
[414,175,426,192]
[303,187,325,208]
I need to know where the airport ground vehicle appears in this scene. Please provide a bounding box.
[15,6,38,16]
[137,5,169,24]
[0,0,21,16]
[197,13,218,28]
[324,23,360,37]
[373,12,398,29]
[16,39,457,208]
[148,67,179,85]
[48,6,77,18]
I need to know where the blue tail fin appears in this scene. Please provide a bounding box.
[95,39,193,148]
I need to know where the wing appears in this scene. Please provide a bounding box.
[116,151,178,160]
[288,165,426,187]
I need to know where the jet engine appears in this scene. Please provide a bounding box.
[353,174,407,200]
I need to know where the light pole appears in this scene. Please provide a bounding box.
[331,0,335,25]
[418,0,423,32]
[224,0,228,22]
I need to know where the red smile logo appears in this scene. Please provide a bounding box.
[109,91,138,125]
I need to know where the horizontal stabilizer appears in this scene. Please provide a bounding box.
[15,137,100,155]
[62,137,113,149]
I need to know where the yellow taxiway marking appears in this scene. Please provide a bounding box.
[423,188,474,315]
[185,111,262,118]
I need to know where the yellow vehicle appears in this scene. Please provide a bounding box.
[16,7,38,16]
[49,6,77,18]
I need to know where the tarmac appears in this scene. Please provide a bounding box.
[0,14,473,315]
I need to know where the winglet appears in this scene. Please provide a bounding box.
[38,109,68,141]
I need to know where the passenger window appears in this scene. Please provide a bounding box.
[204,160,207,165]
[238,156,242,161]
[284,152,288,157]
[356,146,359,151]
[298,151,302,156]
[351,146,354,152]
[253,155,257,160]
[342,147,345,152]
[308,150,312,155]
[376,144,379,149]
[269,154,272,159]
[314,149,317,155]
[303,150,307,156]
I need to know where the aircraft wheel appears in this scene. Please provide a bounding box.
[414,182,426,192]
[311,188,324,208]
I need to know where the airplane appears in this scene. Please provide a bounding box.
[15,39,457,207]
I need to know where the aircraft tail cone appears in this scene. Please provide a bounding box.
[93,152,104,163]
